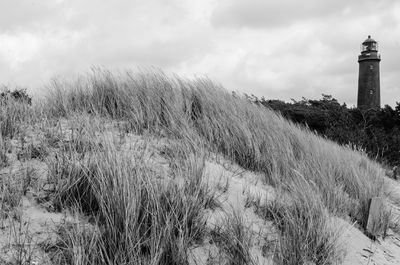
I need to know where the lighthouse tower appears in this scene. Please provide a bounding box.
[357,35,381,109]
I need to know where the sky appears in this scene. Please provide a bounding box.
[0,0,399,107]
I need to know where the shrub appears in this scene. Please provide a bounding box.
[0,88,32,105]
[0,88,33,139]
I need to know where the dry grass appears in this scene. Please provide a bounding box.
[259,173,343,265]
[0,68,388,264]
[44,130,215,264]
[0,133,8,168]
[210,210,255,265]
[7,217,37,265]
[40,69,384,224]
[0,174,23,221]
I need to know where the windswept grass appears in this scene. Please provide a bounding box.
[47,131,214,264]
[210,210,255,265]
[0,68,386,263]
[261,173,342,265]
[41,69,384,227]
[0,134,8,168]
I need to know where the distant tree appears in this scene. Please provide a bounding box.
[0,87,32,105]
[260,94,400,167]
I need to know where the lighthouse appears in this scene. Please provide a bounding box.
[357,35,381,109]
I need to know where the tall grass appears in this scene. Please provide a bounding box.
[0,92,34,139]
[0,67,381,264]
[261,173,342,265]
[0,133,8,168]
[210,210,255,265]
[47,130,214,264]
[41,69,384,227]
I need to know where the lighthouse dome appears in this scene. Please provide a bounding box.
[361,35,378,52]
[363,35,377,44]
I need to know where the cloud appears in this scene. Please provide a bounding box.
[211,0,396,29]
[0,1,57,31]
[0,0,399,107]
[0,32,41,69]
[0,0,215,88]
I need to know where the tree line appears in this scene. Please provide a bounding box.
[246,94,400,167]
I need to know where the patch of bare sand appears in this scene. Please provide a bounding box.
[0,155,70,264]
[340,220,400,265]
[190,158,400,265]
[189,157,275,265]
[341,177,400,265]
[0,195,69,265]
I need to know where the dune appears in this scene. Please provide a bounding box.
[0,69,399,264]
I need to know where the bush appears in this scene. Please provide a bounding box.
[0,88,33,139]
[260,96,400,167]
[0,88,32,105]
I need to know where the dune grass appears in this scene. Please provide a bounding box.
[41,69,384,222]
[0,134,8,168]
[210,210,255,265]
[44,124,214,264]
[0,68,387,264]
[261,173,343,264]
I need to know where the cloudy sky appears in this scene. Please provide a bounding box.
[1,0,399,106]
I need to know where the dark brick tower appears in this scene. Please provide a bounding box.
[357,35,381,109]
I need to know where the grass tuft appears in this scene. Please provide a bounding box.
[210,210,255,265]
[262,173,342,265]
[47,135,214,264]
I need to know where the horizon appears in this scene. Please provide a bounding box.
[1,0,400,107]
